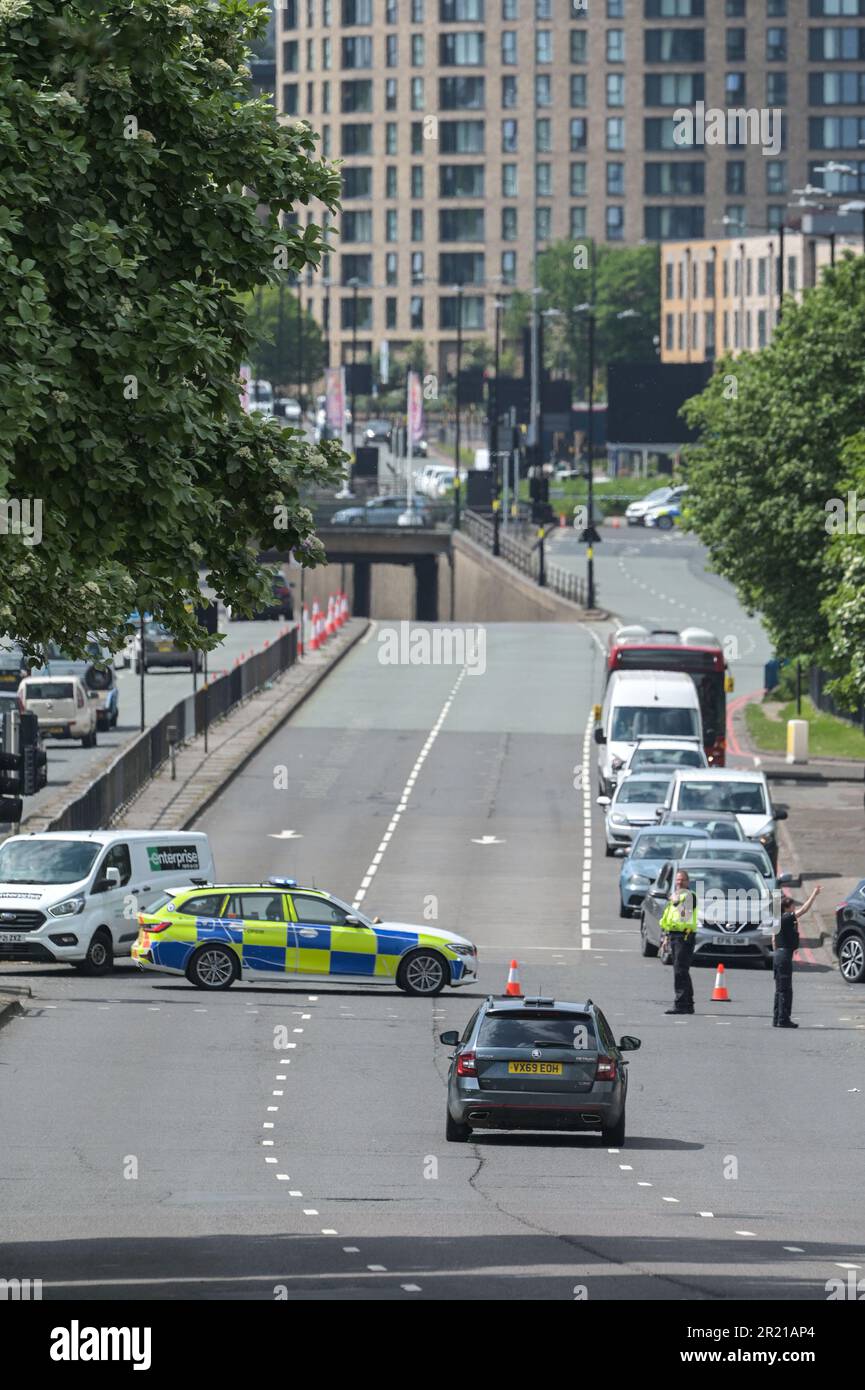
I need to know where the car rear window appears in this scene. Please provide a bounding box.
[24,681,74,700]
[634,748,704,768]
[478,1013,597,1050]
[632,834,692,860]
[617,777,670,804]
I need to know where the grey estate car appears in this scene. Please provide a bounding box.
[440,995,641,1146]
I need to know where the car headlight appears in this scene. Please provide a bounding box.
[610,813,628,826]
[451,942,477,957]
[626,874,651,887]
[48,897,86,918]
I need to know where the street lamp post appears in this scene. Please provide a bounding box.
[490,297,504,503]
[453,283,464,531]
[575,300,598,610]
[347,278,359,456]
[297,276,304,407]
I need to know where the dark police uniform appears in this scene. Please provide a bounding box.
[773,910,799,1026]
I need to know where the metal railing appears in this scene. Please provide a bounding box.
[463,511,590,607]
[45,629,299,832]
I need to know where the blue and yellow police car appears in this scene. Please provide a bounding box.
[132,878,478,996]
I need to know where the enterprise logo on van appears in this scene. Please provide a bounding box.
[147,845,200,873]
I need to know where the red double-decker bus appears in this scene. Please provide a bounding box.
[606,626,734,765]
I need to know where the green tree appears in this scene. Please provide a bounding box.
[681,253,865,668]
[0,0,343,659]
[504,243,660,397]
[244,282,325,395]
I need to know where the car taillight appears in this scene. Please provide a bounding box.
[596,1055,617,1082]
[456,1051,477,1076]
[140,919,172,934]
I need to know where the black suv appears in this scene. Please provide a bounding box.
[834,884,865,983]
[440,995,640,1146]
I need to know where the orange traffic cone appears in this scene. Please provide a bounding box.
[309,601,321,651]
[300,605,308,655]
[505,959,523,998]
[325,595,335,637]
[711,963,730,1002]
[341,592,349,623]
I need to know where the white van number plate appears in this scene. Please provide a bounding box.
[0,933,25,942]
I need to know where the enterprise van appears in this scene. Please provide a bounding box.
[0,831,214,973]
[594,670,703,797]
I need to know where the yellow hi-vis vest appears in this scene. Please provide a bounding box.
[660,892,698,934]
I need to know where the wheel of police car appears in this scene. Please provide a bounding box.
[186,943,238,991]
[839,934,865,984]
[396,949,447,996]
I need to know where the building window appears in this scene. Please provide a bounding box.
[386,297,397,330]
[502,0,517,15]
[410,77,424,109]
[440,296,484,330]
[571,30,587,63]
[726,28,746,61]
[535,119,551,152]
[410,295,424,330]
[440,32,485,65]
[343,166,372,198]
[570,206,586,238]
[570,118,588,150]
[606,206,624,240]
[766,160,786,194]
[537,163,552,196]
[386,209,398,241]
[283,40,299,73]
[411,34,425,65]
[386,122,397,154]
[386,0,397,20]
[282,83,298,115]
[646,28,705,61]
[570,162,586,196]
[441,120,485,153]
[439,208,485,240]
[502,206,518,240]
[385,252,397,286]
[725,72,746,104]
[607,73,625,106]
[322,125,331,155]
[341,79,373,112]
[341,296,372,330]
[341,0,372,20]
[440,164,485,196]
[502,30,517,64]
[607,161,624,196]
[341,36,373,68]
[411,209,423,241]
[411,251,424,283]
[385,78,397,110]
[607,117,625,150]
[322,37,331,68]
[440,0,484,15]
[440,252,485,284]
[322,81,331,112]
[411,165,424,198]
[502,250,517,284]
[502,119,518,152]
[571,74,587,106]
[439,76,485,108]
[342,254,373,286]
[536,29,552,62]
[767,27,786,62]
[342,123,372,155]
[726,161,746,196]
[767,71,787,105]
[536,75,552,106]
[411,121,422,152]
[386,34,398,67]
[502,163,518,196]
[411,0,424,18]
[607,29,625,62]
[502,75,518,107]
[342,211,373,242]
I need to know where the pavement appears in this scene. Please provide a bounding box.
[1,590,863,1300]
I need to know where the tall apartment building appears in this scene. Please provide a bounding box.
[275,0,865,375]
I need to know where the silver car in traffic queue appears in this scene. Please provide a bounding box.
[639,858,778,967]
[441,995,641,1145]
[599,771,674,857]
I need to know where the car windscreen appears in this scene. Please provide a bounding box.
[643,488,671,504]
[677,780,768,814]
[686,867,766,897]
[685,845,771,874]
[23,681,74,700]
[477,1013,597,1050]
[0,839,101,884]
[633,747,704,768]
[616,777,670,805]
[611,706,699,741]
[632,834,694,860]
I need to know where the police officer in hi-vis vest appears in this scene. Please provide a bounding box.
[660,868,698,1015]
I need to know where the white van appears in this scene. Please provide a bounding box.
[594,670,703,797]
[0,831,214,973]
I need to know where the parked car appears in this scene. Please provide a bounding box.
[640,859,776,967]
[331,495,431,527]
[440,994,640,1145]
[134,622,202,675]
[644,486,689,530]
[833,883,865,983]
[18,675,98,748]
[598,771,675,856]
[618,826,711,918]
[274,397,302,423]
[625,486,674,526]
[364,418,392,445]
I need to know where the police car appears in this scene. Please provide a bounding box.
[132,878,478,995]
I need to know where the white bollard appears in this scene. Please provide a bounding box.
[786,719,809,765]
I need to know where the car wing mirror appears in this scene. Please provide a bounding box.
[593,726,606,745]
[618,1035,641,1052]
[773,806,788,820]
[439,1030,460,1046]
[344,915,362,926]
[596,795,611,807]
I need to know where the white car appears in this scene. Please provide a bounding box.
[620,738,708,779]
[598,771,675,857]
[275,397,303,423]
[663,768,787,866]
[625,486,675,526]
[18,675,98,748]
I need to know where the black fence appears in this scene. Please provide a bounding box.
[463,510,590,608]
[809,665,865,729]
[46,629,299,832]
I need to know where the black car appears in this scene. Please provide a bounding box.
[364,418,392,445]
[440,995,640,1145]
[833,883,865,983]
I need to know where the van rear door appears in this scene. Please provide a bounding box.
[22,679,79,732]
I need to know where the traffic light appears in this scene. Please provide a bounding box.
[0,709,47,809]
[0,797,23,822]
[22,743,47,796]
